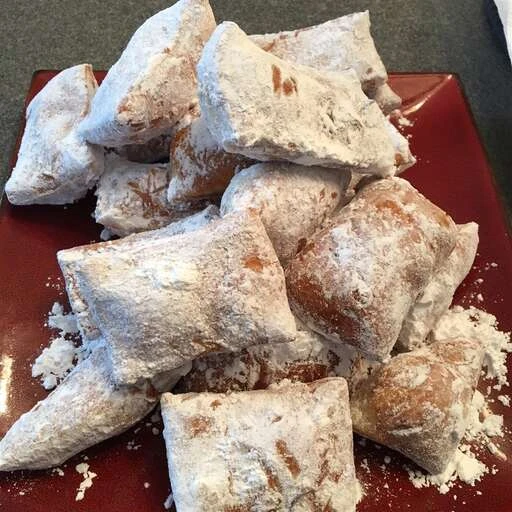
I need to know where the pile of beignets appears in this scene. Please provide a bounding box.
[2,2,484,511]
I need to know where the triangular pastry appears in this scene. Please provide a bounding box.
[78,0,216,146]
[198,22,413,177]
[5,64,104,205]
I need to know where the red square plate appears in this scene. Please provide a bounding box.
[0,72,511,512]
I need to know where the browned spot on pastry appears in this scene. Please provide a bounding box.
[296,237,308,255]
[261,40,277,52]
[243,255,265,272]
[251,358,273,390]
[188,415,213,436]
[286,362,330,383]
[191,338,225,355]
[143,382,159,400]
[272,415,282,423]
[261,461,281,492]
[331,192,338,199]
[170,123,253,202]
[282,77,298,96]
[288,142,298,150]
[210,399,222,409]
[395,153,405,166]
[272,64,282,94]
[319,188,326,200]
[316,458,335,487]
[298,240,315,256]
[127,169,169,218]
[224,506,250,512]
[275,439,301,477]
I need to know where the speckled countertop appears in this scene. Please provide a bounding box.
[1,0,511,217]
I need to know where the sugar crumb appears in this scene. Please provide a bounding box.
[75,463,97,501]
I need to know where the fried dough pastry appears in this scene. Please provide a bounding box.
[64,212,296,385]
[350,338,485,474]
[285,177,457,360]
[161,378,358,511]
[5,64,104,205]
[198,22,413,177]
[78,0,216,146]
[220,162,351,265]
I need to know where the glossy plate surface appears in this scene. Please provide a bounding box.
[0,72,511,512]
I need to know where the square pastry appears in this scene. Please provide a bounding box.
[161,378,358,511]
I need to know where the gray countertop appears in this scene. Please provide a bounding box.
[1,0,511,218]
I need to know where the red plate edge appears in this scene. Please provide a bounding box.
[0,72,511,512]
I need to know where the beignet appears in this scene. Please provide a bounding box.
[251,11,400,113]
[168,114,254,207]
[177,325,357,393]
[350,338,485,474]
[161,378,358,511]
[94,155,191,237]
[66,212,296,385]
[78,0,216,146]
[285,177,457,360]
[111,132,174,164]
[58,206,219,341]
[220,162,351,265]
[198,22,413,177]
[397,222,479,351]
[5,64,104,205]
[0,345,186,471]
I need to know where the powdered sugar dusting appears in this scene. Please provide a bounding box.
[47,302,79,334]
[430,306,512,388]
[401,306,511,493]
[407,447,488,494]
[32,303,81,390]
[75,462,97,501]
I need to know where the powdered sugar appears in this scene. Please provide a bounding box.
[32,337,77,390]
[47,302,79,334]
[32,303,80,390]
[403,306,511,493]
[407,447,488,494]
[75,462,97,501]
[430,306,512,388]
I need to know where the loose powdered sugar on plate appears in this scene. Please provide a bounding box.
[75,462,97,501]
[32,302,81,389]
[430,306,512,389]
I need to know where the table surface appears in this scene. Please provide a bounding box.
[1,0,511,219]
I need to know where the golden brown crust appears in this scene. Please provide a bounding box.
[168,115,253,206]
[350,338,484,474]
[285,177,457,360]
